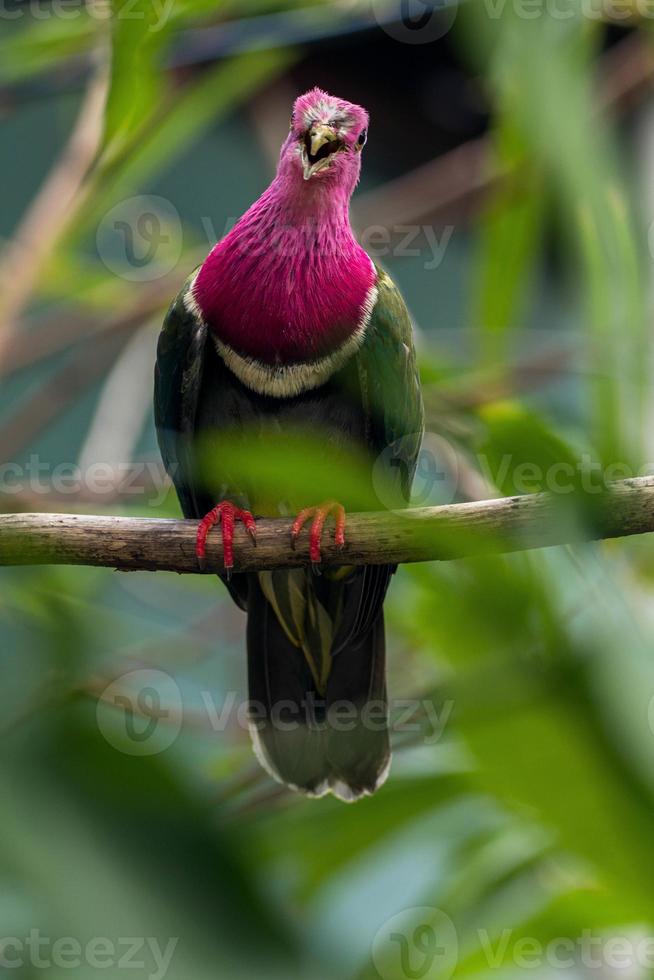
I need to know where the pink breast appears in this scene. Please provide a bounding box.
[194,230,376,364]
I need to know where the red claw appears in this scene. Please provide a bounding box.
[290,500,346,566]
[196,502,256,574]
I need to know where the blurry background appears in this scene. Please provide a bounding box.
[3,1,654,978]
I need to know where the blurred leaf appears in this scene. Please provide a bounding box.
[0,18,97,83]
[463,8,648,464]
[197,428,380,514]
[103,0,190,151]
[68,46,296,240]
[473,118,545,362]
[475,400,581,496]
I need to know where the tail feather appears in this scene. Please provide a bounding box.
[246,574,390,800]
[246,582,329,795]
[324,615,389,800]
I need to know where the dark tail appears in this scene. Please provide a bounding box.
[246,574,390,801]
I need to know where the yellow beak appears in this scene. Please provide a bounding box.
[309,124,337,157]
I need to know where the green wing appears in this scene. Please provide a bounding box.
[356,264,425,509]
[154,271,250,610]
[154,270,208,520]
[328,266,424,654]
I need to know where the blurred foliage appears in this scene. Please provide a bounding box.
[3,1,654,979]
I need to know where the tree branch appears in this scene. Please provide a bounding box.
[1,477,654,574]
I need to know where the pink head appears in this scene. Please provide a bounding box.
[193,87,376,373]
[277,88,369,197]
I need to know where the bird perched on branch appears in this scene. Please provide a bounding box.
[155,88,423,800]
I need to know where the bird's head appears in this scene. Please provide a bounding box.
[278,88,369,192]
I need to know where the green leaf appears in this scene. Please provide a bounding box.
[472,118,545,363]
[68,46,296,239]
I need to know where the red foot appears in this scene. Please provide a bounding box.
[196,502,256,575]
[290,500,346,566]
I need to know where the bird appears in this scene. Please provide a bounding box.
[154,87,424,801]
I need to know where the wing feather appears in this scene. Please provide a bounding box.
[154,272,249,609]
[334,265,424,654]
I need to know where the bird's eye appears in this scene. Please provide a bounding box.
[357,129,367,149]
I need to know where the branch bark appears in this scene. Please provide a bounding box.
[1,477,654,574]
